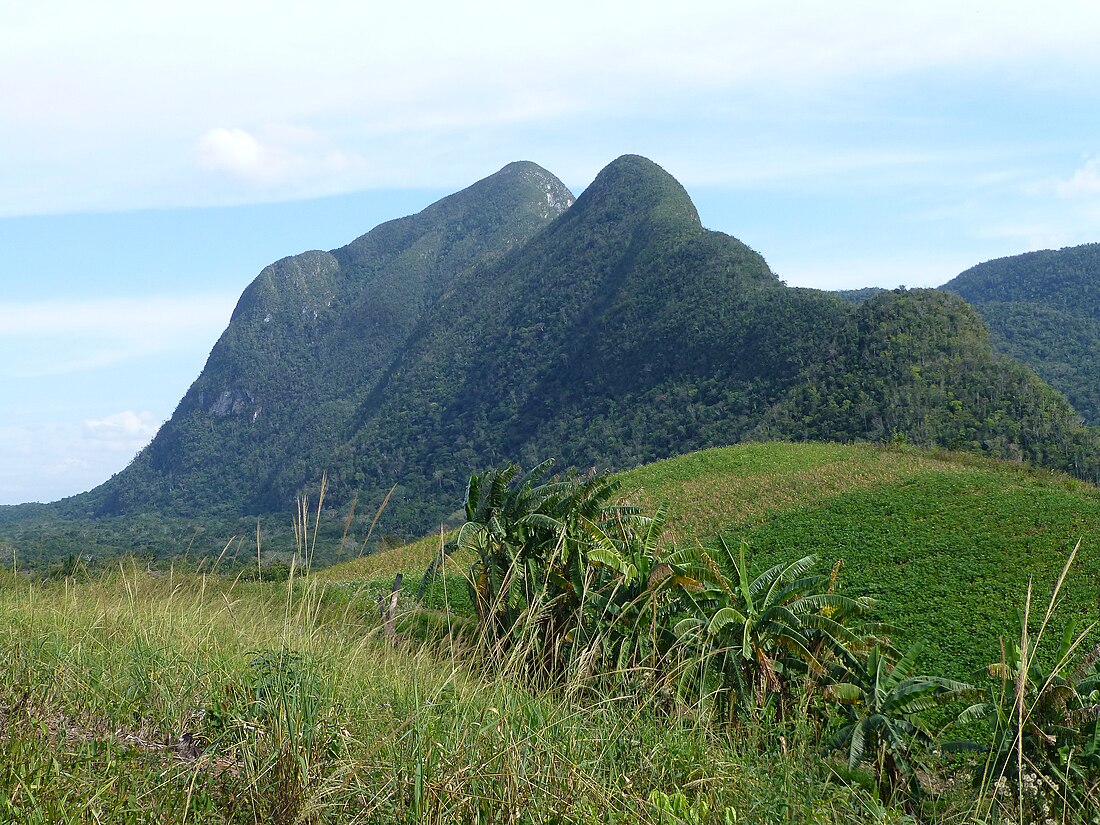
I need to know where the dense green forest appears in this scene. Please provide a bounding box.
[941,243,1100,425]
[4,156,1100,564]
[762,288,1100,478]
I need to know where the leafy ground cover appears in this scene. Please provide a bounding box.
[6,441,1100,822]
[0,566,898,824]
[617,443,1100,679]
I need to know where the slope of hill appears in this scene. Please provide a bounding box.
[327,442,1100,681]
[621,443,1100,678]
[830,286,885,304]
[299,157,1100,536]
[5,156,1100,561]
[941,243,1100,425]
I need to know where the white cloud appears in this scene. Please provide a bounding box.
[197,128,265,178]
[3,0,1100,214]
[0,413,158,505]
[84,410,160,451]
[1056,158,1100,198]
[0,292,224,504]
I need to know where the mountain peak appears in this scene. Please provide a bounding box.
[571,154,701,231]
[23,153,1100,555]
[488,160,575,217]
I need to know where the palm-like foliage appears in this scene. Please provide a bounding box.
[444,460,651,682]
[961,620,1100,820]
[572,506,708,690]
[677,537,879,722]
[824,645,973,803]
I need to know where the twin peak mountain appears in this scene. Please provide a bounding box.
[74,155,1100,535]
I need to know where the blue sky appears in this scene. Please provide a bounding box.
[3,0,1100,505]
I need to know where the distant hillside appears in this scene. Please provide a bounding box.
[759,287,1099,476]
[331,156,851,528]
[941,243,1100,424]
[5,156,1100,561]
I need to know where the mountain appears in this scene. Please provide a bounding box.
[940,243,1100,425]
[829,286,885,305]
[74,161,575,519]
[761,287,1100,475]
[7,156,1100,559]
[326,155,849,526]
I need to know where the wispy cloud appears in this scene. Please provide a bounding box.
[84,410,160,451]
[0,411,160,505]
[196,124,368,191]
[4,1,1100,213]
[1056,158,1100,198]
[0,292,225,504]
[0,294,235,378]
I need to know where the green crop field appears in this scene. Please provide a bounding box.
[619,443,1100,678]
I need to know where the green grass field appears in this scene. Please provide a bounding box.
[5,441,1100,822]
[323,442,1100,679]
[620,443,1100,678]
[0,563,892,823]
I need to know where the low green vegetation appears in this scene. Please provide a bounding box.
[5,442,1100,822]
[0,558,899,823]
[325,442,1100,685]
[416,454,1100,821]
[617,443,1100,678]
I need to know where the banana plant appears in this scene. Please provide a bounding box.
[956,619,1100,819]
[441,460,650,682]
[676,536,879,721]
[823,644,974,803]
[574,505,706,684]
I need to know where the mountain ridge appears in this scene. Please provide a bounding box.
[941,242,1100,424]
[5,156,1100,558]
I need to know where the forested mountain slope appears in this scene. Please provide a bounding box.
[73,161,574,519]
[8,156,1098,548]
[329,155,854,526]
[941,243,1100,424]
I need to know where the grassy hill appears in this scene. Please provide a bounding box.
[325,442,1100,680]
[622,443,1100,679]
[4,442,1100,822]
